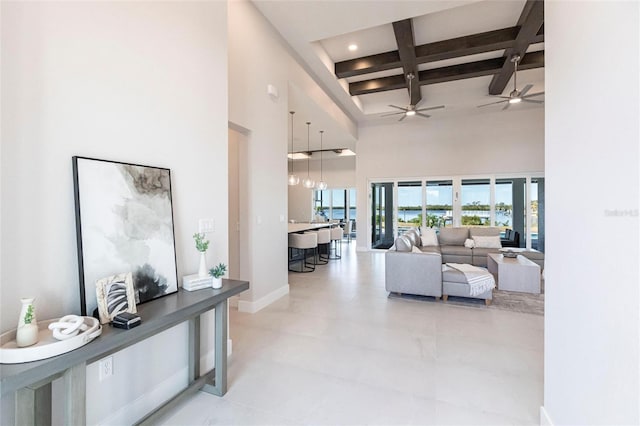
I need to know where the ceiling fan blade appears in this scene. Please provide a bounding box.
[522,98,544,104]
[502,102,511,111]
[381,111,407,117]
[415,105,445,112]
[477,99,508,108]
[523,91,545,98]
[416,112,431,118]
[398,114,407,122]
[388,105,408,111]
[519,84,533,97]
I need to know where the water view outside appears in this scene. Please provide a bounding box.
[395,178,541,247]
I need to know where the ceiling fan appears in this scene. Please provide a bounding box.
[478,55,544,110]
[381,73,445,121]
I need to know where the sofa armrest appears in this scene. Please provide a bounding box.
[385,251,442,297]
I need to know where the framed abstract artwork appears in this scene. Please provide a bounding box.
[73,157,178,316]
[95,272,137,324]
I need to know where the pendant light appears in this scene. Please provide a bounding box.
[316,130,327,190]
[302,122,315,189]
[287,111,300,186]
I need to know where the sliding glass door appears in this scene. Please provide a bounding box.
[371,182,394,249]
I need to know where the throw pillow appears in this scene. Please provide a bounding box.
[472,235,502,249]
[420,227,439,247]
[464,238,475,248]
[411,245,422,254]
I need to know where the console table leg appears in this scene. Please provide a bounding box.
[64,362,86,426]
[189,316,201,382]
[213,300,228,396]
[15,383,51,426]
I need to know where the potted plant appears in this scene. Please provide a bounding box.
[209,263,227,289]
[193,233,210,277]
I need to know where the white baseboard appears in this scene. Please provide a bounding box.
[97,367,187,426]
[540,406,553,426]
[238,284,289,313]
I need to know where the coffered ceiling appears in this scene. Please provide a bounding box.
[254,0,545,125]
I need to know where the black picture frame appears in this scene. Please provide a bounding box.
[73,156,179,316]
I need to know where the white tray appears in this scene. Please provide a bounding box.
[0,317,102,364]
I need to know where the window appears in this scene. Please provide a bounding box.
[397,181,422,234]
[426,180,453,228]
[349,188,356,222]
[461,179,490,226]
[495,179,513,229]
[314,189,330,219]
[531,177,544,252]
[331,189,345,220]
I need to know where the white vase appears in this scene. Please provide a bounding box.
[212,277,223,289]
[17,298,39,348]
[198,252,208,278]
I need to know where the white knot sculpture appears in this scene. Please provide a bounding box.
[48,315,88,340]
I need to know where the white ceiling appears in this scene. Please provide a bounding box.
[253,0,545,127]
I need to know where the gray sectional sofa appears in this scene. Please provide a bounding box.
[384,226,544,301]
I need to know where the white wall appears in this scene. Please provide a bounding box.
[543,2,639,425]
[228,0,356,311]
[1,2,228,424]
[288,156,356,222]
[355,108,544,248]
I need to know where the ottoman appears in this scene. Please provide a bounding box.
[442,264,494,305]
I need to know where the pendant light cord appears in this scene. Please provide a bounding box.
[306,122,311,178]
[320,130,324,181]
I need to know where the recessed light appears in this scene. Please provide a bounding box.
[348,44,358,52]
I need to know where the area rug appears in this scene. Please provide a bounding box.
[388,289,544,316]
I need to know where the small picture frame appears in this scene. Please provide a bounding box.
[96,272,137,324]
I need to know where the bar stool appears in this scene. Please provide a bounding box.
[288,232,317,273]
[306,229,330,265]
[329,226,342,260]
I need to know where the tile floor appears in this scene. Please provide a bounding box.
[158,243,544,425]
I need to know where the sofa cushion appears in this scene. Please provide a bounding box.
[472,235,502,249]
[440,245,473,256]
[438,228,469,245]
[420,227,439,247]
[419,246,442,255]
[404,230,421,247]
[395,235,412,252]
[469,227,501,237]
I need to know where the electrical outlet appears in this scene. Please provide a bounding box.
[99,356,113,381]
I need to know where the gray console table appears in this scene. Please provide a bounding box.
[0,279,249,426]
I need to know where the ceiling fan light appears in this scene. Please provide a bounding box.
[316,181,328,190]
[509,97,522,104]
[302,177,315,189]
[288,174,300,186]
[405,110,416,116]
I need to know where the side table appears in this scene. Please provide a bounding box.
[487,253,541,294]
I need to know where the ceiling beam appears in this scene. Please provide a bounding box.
[488,0,544,95]
[334,25,544,80]
[334,51,401,79]
[392,19,421,105]
[414,26,519,63]
[349,50,544,96]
